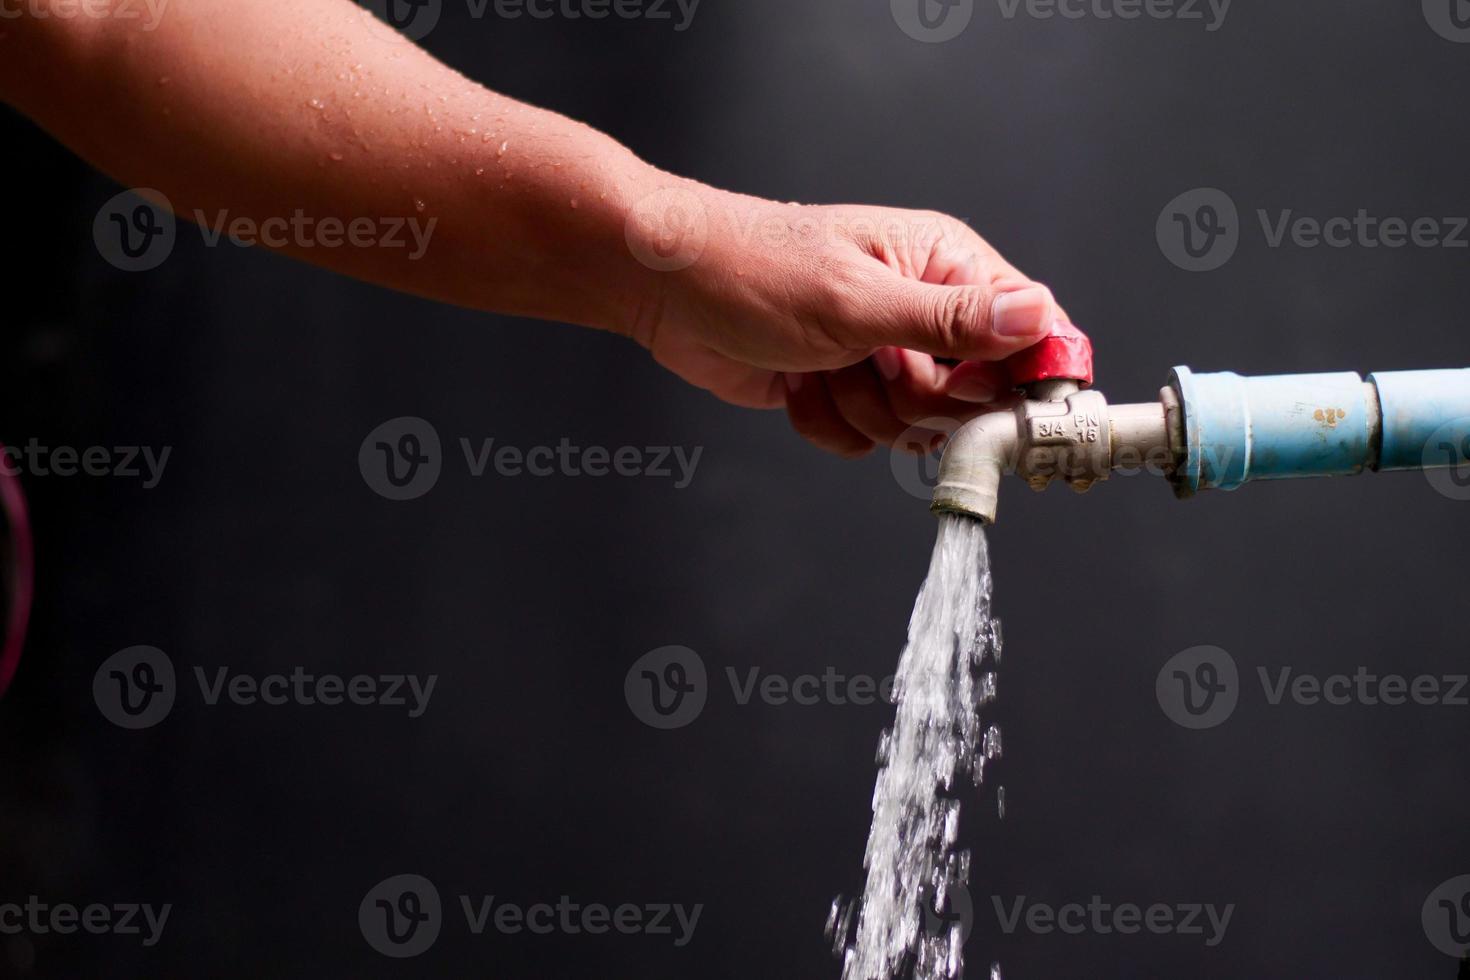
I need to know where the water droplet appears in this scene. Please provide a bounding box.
[329,151,344,162]
[307,98,325,110]
[474,167,485,176]
[983,724,1003,760]
[569,199,579,209]
[413,199,426,213]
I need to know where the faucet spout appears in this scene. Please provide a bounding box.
[930,411,1020,524]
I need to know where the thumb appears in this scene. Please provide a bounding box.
[849,278,1060,361]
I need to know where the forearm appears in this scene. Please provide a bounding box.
[0,0,1070,456]
[0,0,664,333]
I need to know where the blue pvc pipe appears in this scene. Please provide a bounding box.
[1368,369,1470,471]
[1170,366,1470,492]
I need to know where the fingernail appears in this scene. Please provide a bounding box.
[992,286,1054,337]
[784,372,803,393]
[873,347,901,381]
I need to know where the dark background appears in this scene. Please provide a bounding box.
[2,1,1468,977]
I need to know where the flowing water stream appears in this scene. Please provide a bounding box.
[829,514,1003,980]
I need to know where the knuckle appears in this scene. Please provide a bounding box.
[925,286,988,348]
[813,262,886,346]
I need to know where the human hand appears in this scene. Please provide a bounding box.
[625,182,1075,457]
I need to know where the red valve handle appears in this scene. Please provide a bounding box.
[1005,321,1094,388]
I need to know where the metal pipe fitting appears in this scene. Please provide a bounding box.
[931,387,1171,524]
[931,365,1470,523]
[929,411,1019,523]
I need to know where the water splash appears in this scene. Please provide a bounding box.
[830,515,1003,980]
